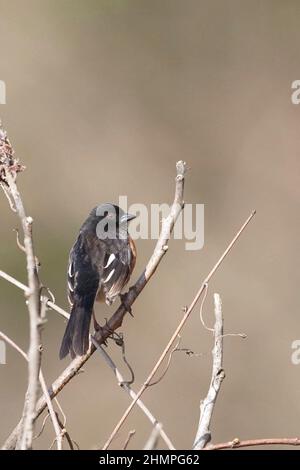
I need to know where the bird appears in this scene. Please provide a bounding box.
[59,203,136,359]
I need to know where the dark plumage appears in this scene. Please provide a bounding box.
[59,204,136,359]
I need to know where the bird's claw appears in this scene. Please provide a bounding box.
[93,325,108,347]
[119,293,134,317]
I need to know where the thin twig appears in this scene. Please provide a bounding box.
[38,373,63,450]
[122,430,136,450]
[54,398,66,427]
[0,270,31,293]
[2,160,186,450]
[109,332,135,385]
[199,283,214,332]
[147,338,204,387]
[0,270,68,319]
[33,413,50,440]
[92,337,175,450]
[55,413,75,451]
[13,228,26,253]
[147,336,182,387]
[102,210,256,450]
[205,437,300,450]
[0,331,28,361]
[193,293,225,449]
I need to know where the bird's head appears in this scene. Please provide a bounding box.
[91,203,136,239]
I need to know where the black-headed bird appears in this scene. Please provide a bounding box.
[59,203,136,359]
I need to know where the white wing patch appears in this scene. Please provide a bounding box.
[68,262,74,278]
[67,259,75,306]
[103,268,115,283]
[104,253,115,268]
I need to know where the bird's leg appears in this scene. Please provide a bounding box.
[92,313,108,347]
[119,292,134,317]
[102,318,124,346]
[92,309,101,332]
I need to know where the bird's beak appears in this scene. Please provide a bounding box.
[121,212,136,224]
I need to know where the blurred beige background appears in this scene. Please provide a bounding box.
[0,0,300,450]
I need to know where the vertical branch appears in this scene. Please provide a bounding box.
[0,125,42,450]
[193,293,225,450]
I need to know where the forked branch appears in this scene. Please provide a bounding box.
[0,124,42,450]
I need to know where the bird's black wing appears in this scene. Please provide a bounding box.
[67,234,100,306]
[60,233,101,359]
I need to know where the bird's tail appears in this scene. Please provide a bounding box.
[59,304,92,359]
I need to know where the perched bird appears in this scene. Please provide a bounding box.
[59,203,136,359]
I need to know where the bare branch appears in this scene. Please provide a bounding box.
[102,210,256,450]
[0,331,28,361]
[0,270,68,319]
[143,423,162,450]
[54,412,75,451]
[38,373,63,450]
[0,331,63,450]
[199,283,214,332]
[193,293,225,449]
[13,228,26,253]
[0,124,42,449]
[0,272,175,450]
[0,270,31,293]
[33,413,50,441]
[92,337,175,450]
[205,437,300,450]
[147,336,182,387]
[122,430,136,450]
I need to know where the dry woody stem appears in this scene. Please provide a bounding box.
[193,293,225,449]
[1,124,42,450]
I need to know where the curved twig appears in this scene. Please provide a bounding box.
[91,337,175,450]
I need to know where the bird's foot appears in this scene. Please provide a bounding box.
[93,324,108,347]
[102,318,124,346]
